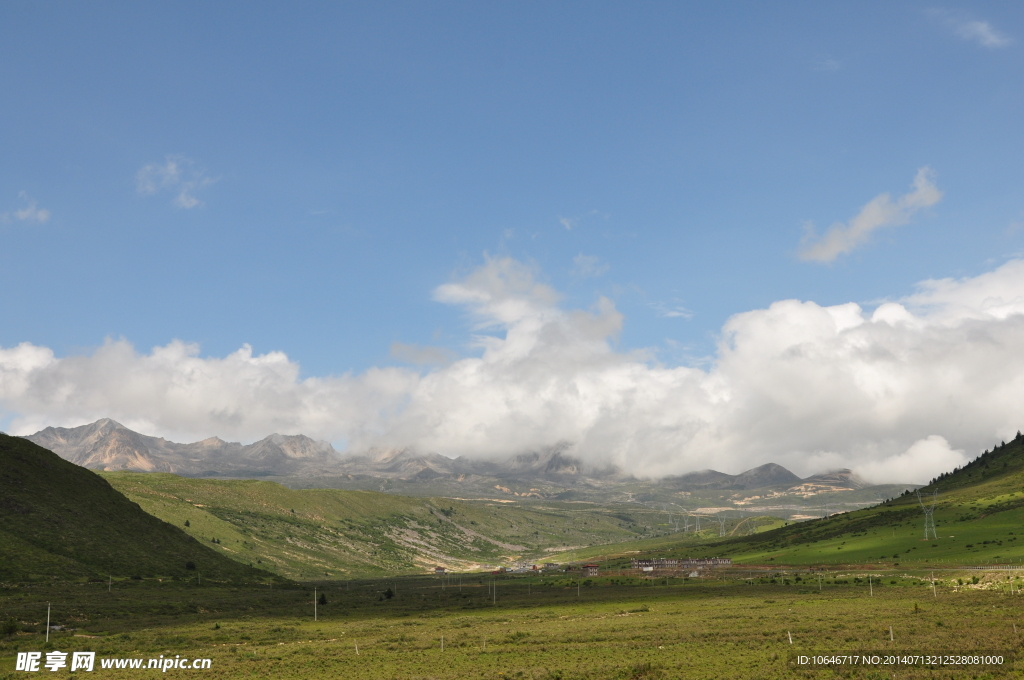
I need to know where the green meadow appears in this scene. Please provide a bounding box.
[3,570,1023,679]
[99,472,676,579]
[9,435,1024,677]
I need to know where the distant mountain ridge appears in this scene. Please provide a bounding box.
[27,418,337,477]
[25,419,874,497]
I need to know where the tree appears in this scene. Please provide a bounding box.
[185,561,196,571]
[184,520,190,527]
[318,593,327,605]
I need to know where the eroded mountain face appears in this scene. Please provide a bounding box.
[26,419,338,477]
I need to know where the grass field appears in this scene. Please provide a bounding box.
[7,435,1024,677]
[2,569,1022,679]
[100,472,684,578]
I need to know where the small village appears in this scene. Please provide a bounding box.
[433,556,733,578]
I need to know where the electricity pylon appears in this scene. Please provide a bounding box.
[916,489,938,540]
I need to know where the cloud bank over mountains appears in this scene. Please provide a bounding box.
[5,257,1024,483]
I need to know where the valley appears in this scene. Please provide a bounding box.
[7,427,1024,678]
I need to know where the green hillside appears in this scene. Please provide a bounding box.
[542,514,789,564]
[99,472,680,578]
[603,433,1024,568]
[0,434,274,583]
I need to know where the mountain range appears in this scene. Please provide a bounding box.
[25,418,865,488]
[26,418,338,477]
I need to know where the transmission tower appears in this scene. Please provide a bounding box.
[916,490,938,540]
[665,505,680,533]
[669,503,683,532]
[716,513,728,537]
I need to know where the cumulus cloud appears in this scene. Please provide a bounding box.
[3,192,51,224]
[5,256,1024,483]
[390,342,457,366]
[0,340,416,447]
[136,155,217,208]
[856,436,967,486]
[798,168,942,262]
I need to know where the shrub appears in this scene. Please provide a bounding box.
[185,561,196,571]
[2,618,18,637]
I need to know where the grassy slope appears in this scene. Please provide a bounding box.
[100,473,680,578]
[279,473,911,518]
[543,515,790,564]
[0,434,274,583]
[586,434,1024,568]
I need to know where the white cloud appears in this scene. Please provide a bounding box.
[571,253,609,279]
[649,300,693,319]
[559,216,577,231]
[956,20,1011,48]
[799,168,942,262]
[136,155,216,209]
[5,192,51,224]
[857,436,967,485]
[6,256,1024,483]
[929,9,1011,49]
[0,339,417,448]
[390,342,457,366]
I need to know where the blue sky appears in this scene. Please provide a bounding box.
[3,2,1024,480]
